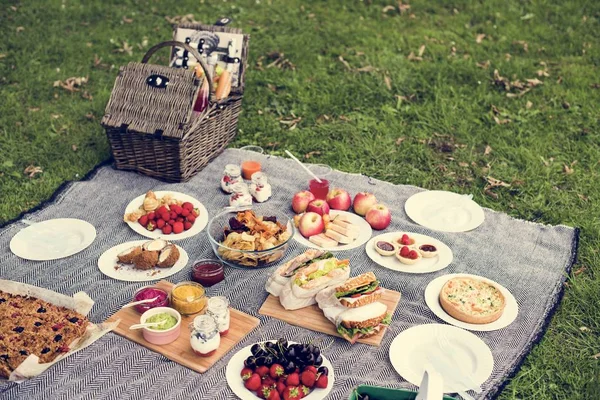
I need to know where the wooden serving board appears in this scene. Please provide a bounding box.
[105,280,259,373]
[259,289,401,347]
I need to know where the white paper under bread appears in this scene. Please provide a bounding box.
[0,279,119,383]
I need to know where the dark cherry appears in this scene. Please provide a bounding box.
[420,244,437,252]
[41,348,50,354]
[34,322,42,327]
[251,343,263,356]
[13,327,24,333]
[244,357,256,368]
[317,366,328,376]
[54,334,62,342]
[284,361,296,374]
[376,241,395,252]
[314,354,323,366]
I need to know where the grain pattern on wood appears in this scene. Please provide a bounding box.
[258,290,401,346]
[105,280,259,373]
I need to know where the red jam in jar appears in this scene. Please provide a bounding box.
[133,287,169,314]
[192,259,225,287]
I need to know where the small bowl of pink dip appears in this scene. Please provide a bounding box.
[133,286,169,314]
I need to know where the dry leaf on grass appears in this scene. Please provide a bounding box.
[476,34,486,44]
[395,137,405,145]
[85,113,95,120]
[51,114,62,119]
[0,54,6,59]
[122,16,133,23]
[526,101,533,109]
[407,52,422,62]
[536,69,550,77]
[513,40,529,52]
[477,60,490,69]
[418,44,426,57]
[53,76,88,92]
[592,353,600,360]
[82,91,93,101]
[356,65,377,72]
[384,74,392,90]
[484,145,492,155]
[165,14,199,24]
[304,151,321,159]
[574,265,587,275]
[579,326,591,332]
[563,162,576,175]
[28,107,40,112]
[382,5,396,13]
[266,52,295,70]
[338,56,351,70]
[484,176,511,198]
[72,145,78,151]
[578,194,589,201]
[398,1,411,14]
[16,26,24,32]
[114,41,133,56]
[279,115,302,130]
[24,165,43,178]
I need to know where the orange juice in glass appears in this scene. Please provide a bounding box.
[240,145,264,180]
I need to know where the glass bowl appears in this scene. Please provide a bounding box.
[207,209,294,269]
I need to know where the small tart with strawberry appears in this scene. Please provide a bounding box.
[374,240,396,257]
[395,233,416,247]
[418,244,438,258]
[396,245,422,265]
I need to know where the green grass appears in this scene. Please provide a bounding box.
[1,0,600,397]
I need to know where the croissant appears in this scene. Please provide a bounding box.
[145,190,157,200]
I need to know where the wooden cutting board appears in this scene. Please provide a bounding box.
[105,280,259,373]
[259,289,401,346]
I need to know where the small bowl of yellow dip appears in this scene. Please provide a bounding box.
[139,307,181,345]
[170,281,207,315]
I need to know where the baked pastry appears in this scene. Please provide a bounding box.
[374,240,396,256]
[395,233,416,247]
[0,291,89,378]
[117,246,142,264]
[395,245,421,265]
[133,251,159,270]
[418,244,438,258]
[157,245,180,268]
[439,277,506,324]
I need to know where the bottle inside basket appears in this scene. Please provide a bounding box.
[193,64,209,113]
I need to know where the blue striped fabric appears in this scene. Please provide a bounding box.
[0,149,578,399]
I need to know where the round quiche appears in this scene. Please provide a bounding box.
[439,277,506,324]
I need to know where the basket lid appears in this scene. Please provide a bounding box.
[101,62,200,139]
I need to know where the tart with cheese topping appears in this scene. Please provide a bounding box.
[439,277,506,324]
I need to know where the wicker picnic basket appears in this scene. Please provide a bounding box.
[101,31,249,182]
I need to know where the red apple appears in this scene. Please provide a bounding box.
[365,204,392,230]
[306,199,330,216]
[353,192,378,216]
[298,212,324,238]
[291,191,316,214]
[326,188,352,211]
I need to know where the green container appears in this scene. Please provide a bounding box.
[348,385,457,400]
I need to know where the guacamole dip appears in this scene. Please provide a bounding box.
[146,313,177,330]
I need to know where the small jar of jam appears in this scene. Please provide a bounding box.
[207,296,230,336]
[170,281,207,315]
[192,259,225,287]
[133,287,169,314]
[189,315,220,357]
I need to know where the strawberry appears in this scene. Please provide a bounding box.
[193,208,200,217]
[276,380,286,395]
[184,221,192,231]
[315,374,328,389]
[304,366,317,374]
[257,384,272,399]
[147,211,156,221]
[408,250,419,260]
[241,367,253,381]
[262,376,275,387]
[156,219,166,229]
[244,373,261,391]
[399,246,410,257]
[138,215,148,226]
[168,219,175,226]
[255,365,269,378]
[182,202,194,211]
[286,372,300,386]
[176,217,184,223]
[169,211,178,220]
[186,214,196,223]
[160,212,170,222]
[270,363,284,379]
[267,390,281,400]
[171,205,183,215]
[282,386,301,400]
[146,221,155,231]
[161,225,172,235]
[299,385,311,397]
[300,370,316,388]
[181,208,190,217]
[156,206,168,215]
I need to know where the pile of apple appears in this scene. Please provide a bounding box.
[292,188,392,238]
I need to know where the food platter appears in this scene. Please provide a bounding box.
[404,190,484,232]
[124,191,208,240]
[293,210,372,251]
[365,231,453,274]
[97,240,189,282]
[424,273,519,331]
[10,218,96,261]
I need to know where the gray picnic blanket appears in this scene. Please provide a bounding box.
[0,149,578,400]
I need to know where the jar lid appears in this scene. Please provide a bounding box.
[224,164,241,177]
[208,296,229,311]
[192,314,217,331]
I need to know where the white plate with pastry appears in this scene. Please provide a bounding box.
[10,218,96,261]
[365,232,453,274]
[424,273,518,331]
[293,210,372,251]
[389,323,493,393]
[123,190,208,241]
[405,190,484,232]
[98,240,188,282]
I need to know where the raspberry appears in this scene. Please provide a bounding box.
[400,246,410,257]
[168,219,175,226]
[408,250,419,259]
[156,219,166,229]
[156,206,168,215]
[147,212,156,221]
[182,202,194,211]
[181,208,190,217]
[160,212,170,222]
[170,211,178,220]
[186,214,196,224]
[171,205,183,215]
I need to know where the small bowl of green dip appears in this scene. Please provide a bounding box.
[139,307,181,345]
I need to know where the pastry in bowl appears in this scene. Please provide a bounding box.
[439,277,506,324]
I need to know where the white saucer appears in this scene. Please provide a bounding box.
[425,273,519,331]
[226,341,334,400]
[10,218,96,261]
[389,323,494,393]
[98,240,188,282]
[293,210,372,251]
[124,191,208,241]
[405,191,484,232]
[365,231,453,274]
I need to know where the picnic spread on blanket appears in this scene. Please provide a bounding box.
[0,19,578,400]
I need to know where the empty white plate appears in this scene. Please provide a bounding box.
[365,231,453,274]
[10,218,96,261]
[98,240,188,282]
[124,191,208,241]
[405,191,484,232]
[389,323,493,393]
[425,273,519,332]
[293,210,372,251]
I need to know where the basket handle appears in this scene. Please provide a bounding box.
[141,40,214,97]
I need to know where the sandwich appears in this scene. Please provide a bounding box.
[316,272,392,344]
[265,249,330,296]
[278,256,350,310]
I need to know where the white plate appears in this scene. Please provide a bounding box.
[10,218,96,261]
[404,191,485,232]
[365,232,453,274]
[226,341,335,400]
[425,273,519,331]
[124,191,208,241]
[293,210,372,251]
[97,240,189,282]
[389,323,494,393]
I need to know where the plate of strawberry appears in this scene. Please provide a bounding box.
[226,338,334,400]
[123,191,208,241]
